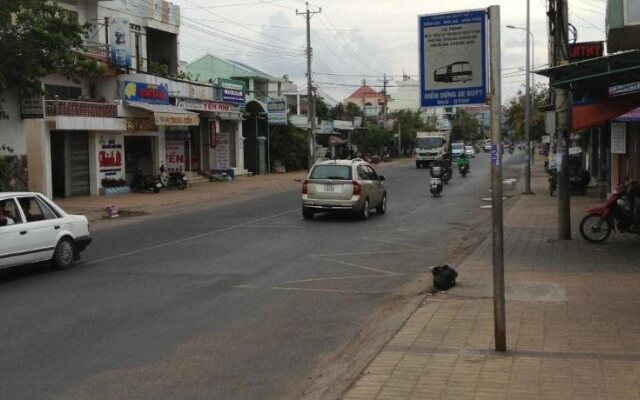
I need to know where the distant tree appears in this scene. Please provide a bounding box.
[329,102,363,121]
[353,125,394,156]
[504,83,548,142]
[270,123,308,171]
[449,108,480,143]
[0,0,104,118]
[388,109,434,156]
[315,96,330,121]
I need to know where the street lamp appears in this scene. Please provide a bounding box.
[507,3,534,194]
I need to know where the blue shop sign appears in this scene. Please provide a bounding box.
[122,81,169,105]
[219,78,246,105]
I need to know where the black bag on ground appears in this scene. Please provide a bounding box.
[432,265,458,290]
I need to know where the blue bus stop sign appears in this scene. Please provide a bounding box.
[419,9,487,107]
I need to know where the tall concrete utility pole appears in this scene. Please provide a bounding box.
[549,0,572,239]
[489,5,506,352]
[524,0,533,194]
[297,2,322,169]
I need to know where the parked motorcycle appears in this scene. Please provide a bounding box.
[131,169,162,193]
[159,164,187,190]
[459,164,469,178]
[579,184,639,243]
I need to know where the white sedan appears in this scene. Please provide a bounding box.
[465,145,476,158]
[0,192,91,270]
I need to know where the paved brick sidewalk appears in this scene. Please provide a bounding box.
[343,164,640,400]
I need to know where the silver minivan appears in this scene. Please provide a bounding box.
[301,159,387,220]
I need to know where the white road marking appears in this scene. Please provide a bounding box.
[309,250,416,257]
[359,237,423,249]
[238,225,303,228]
[324,258,400,276]
[285,274,393,284]
[82,209,299,266]
[234,284,386,295]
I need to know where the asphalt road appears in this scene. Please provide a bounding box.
[0,152,524,400]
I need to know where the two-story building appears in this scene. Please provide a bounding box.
[184,54,284,175]
[0,0,250,197]
[537,0,640,191]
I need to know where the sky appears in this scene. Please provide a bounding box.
[173,0,608,106]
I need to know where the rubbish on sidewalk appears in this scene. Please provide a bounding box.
[432,265,457,290]
[105,204,120,218]
[210,169,235,182]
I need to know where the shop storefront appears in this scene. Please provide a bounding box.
[120,81,199,184]
[175,98,245,176]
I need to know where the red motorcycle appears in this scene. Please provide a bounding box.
[579,184,638,243]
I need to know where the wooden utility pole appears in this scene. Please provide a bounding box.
[549,0,572,239]
[297,2,321,169]
[379,73,389,127]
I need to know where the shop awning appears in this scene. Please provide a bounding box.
[535,50,640,89]
[219,115,244,121]
[125,101,199,126]
[535,50,640,130]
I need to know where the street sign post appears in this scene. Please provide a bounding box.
[419,9,487,107]
[419,6,505,351]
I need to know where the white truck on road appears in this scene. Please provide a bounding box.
[414,131,449,168]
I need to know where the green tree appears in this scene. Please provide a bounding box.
[315,96,330,120]
[449,108,480,143]
[504,83,548,142]
[270,123,308,171]
[329,102,363,121]
[389,109,436,155]
[0,0,104,118]
[353,125,394,156]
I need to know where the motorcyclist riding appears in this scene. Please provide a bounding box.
[430,159,443,178]
[457,153,470,170]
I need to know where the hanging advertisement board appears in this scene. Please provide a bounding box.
[268,97,287,125]
[219,79,246,105]
[109,18,131,67]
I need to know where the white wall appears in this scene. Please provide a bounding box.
[0,91,26,156]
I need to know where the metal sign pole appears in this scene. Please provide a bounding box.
[489,5,506,352]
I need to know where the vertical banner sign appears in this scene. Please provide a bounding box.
[611,122,627,154]
[165,140,186,172]
[419,10,487,107]
[209,121,217,148]
[490,143,501,166]
[109,18,132,67]
[214,132,230,169]
[98,135,124,179]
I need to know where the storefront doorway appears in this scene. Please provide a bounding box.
[50,131,90,198]
[124,136,155,182]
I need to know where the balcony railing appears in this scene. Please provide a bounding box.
[45,100,118,118]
